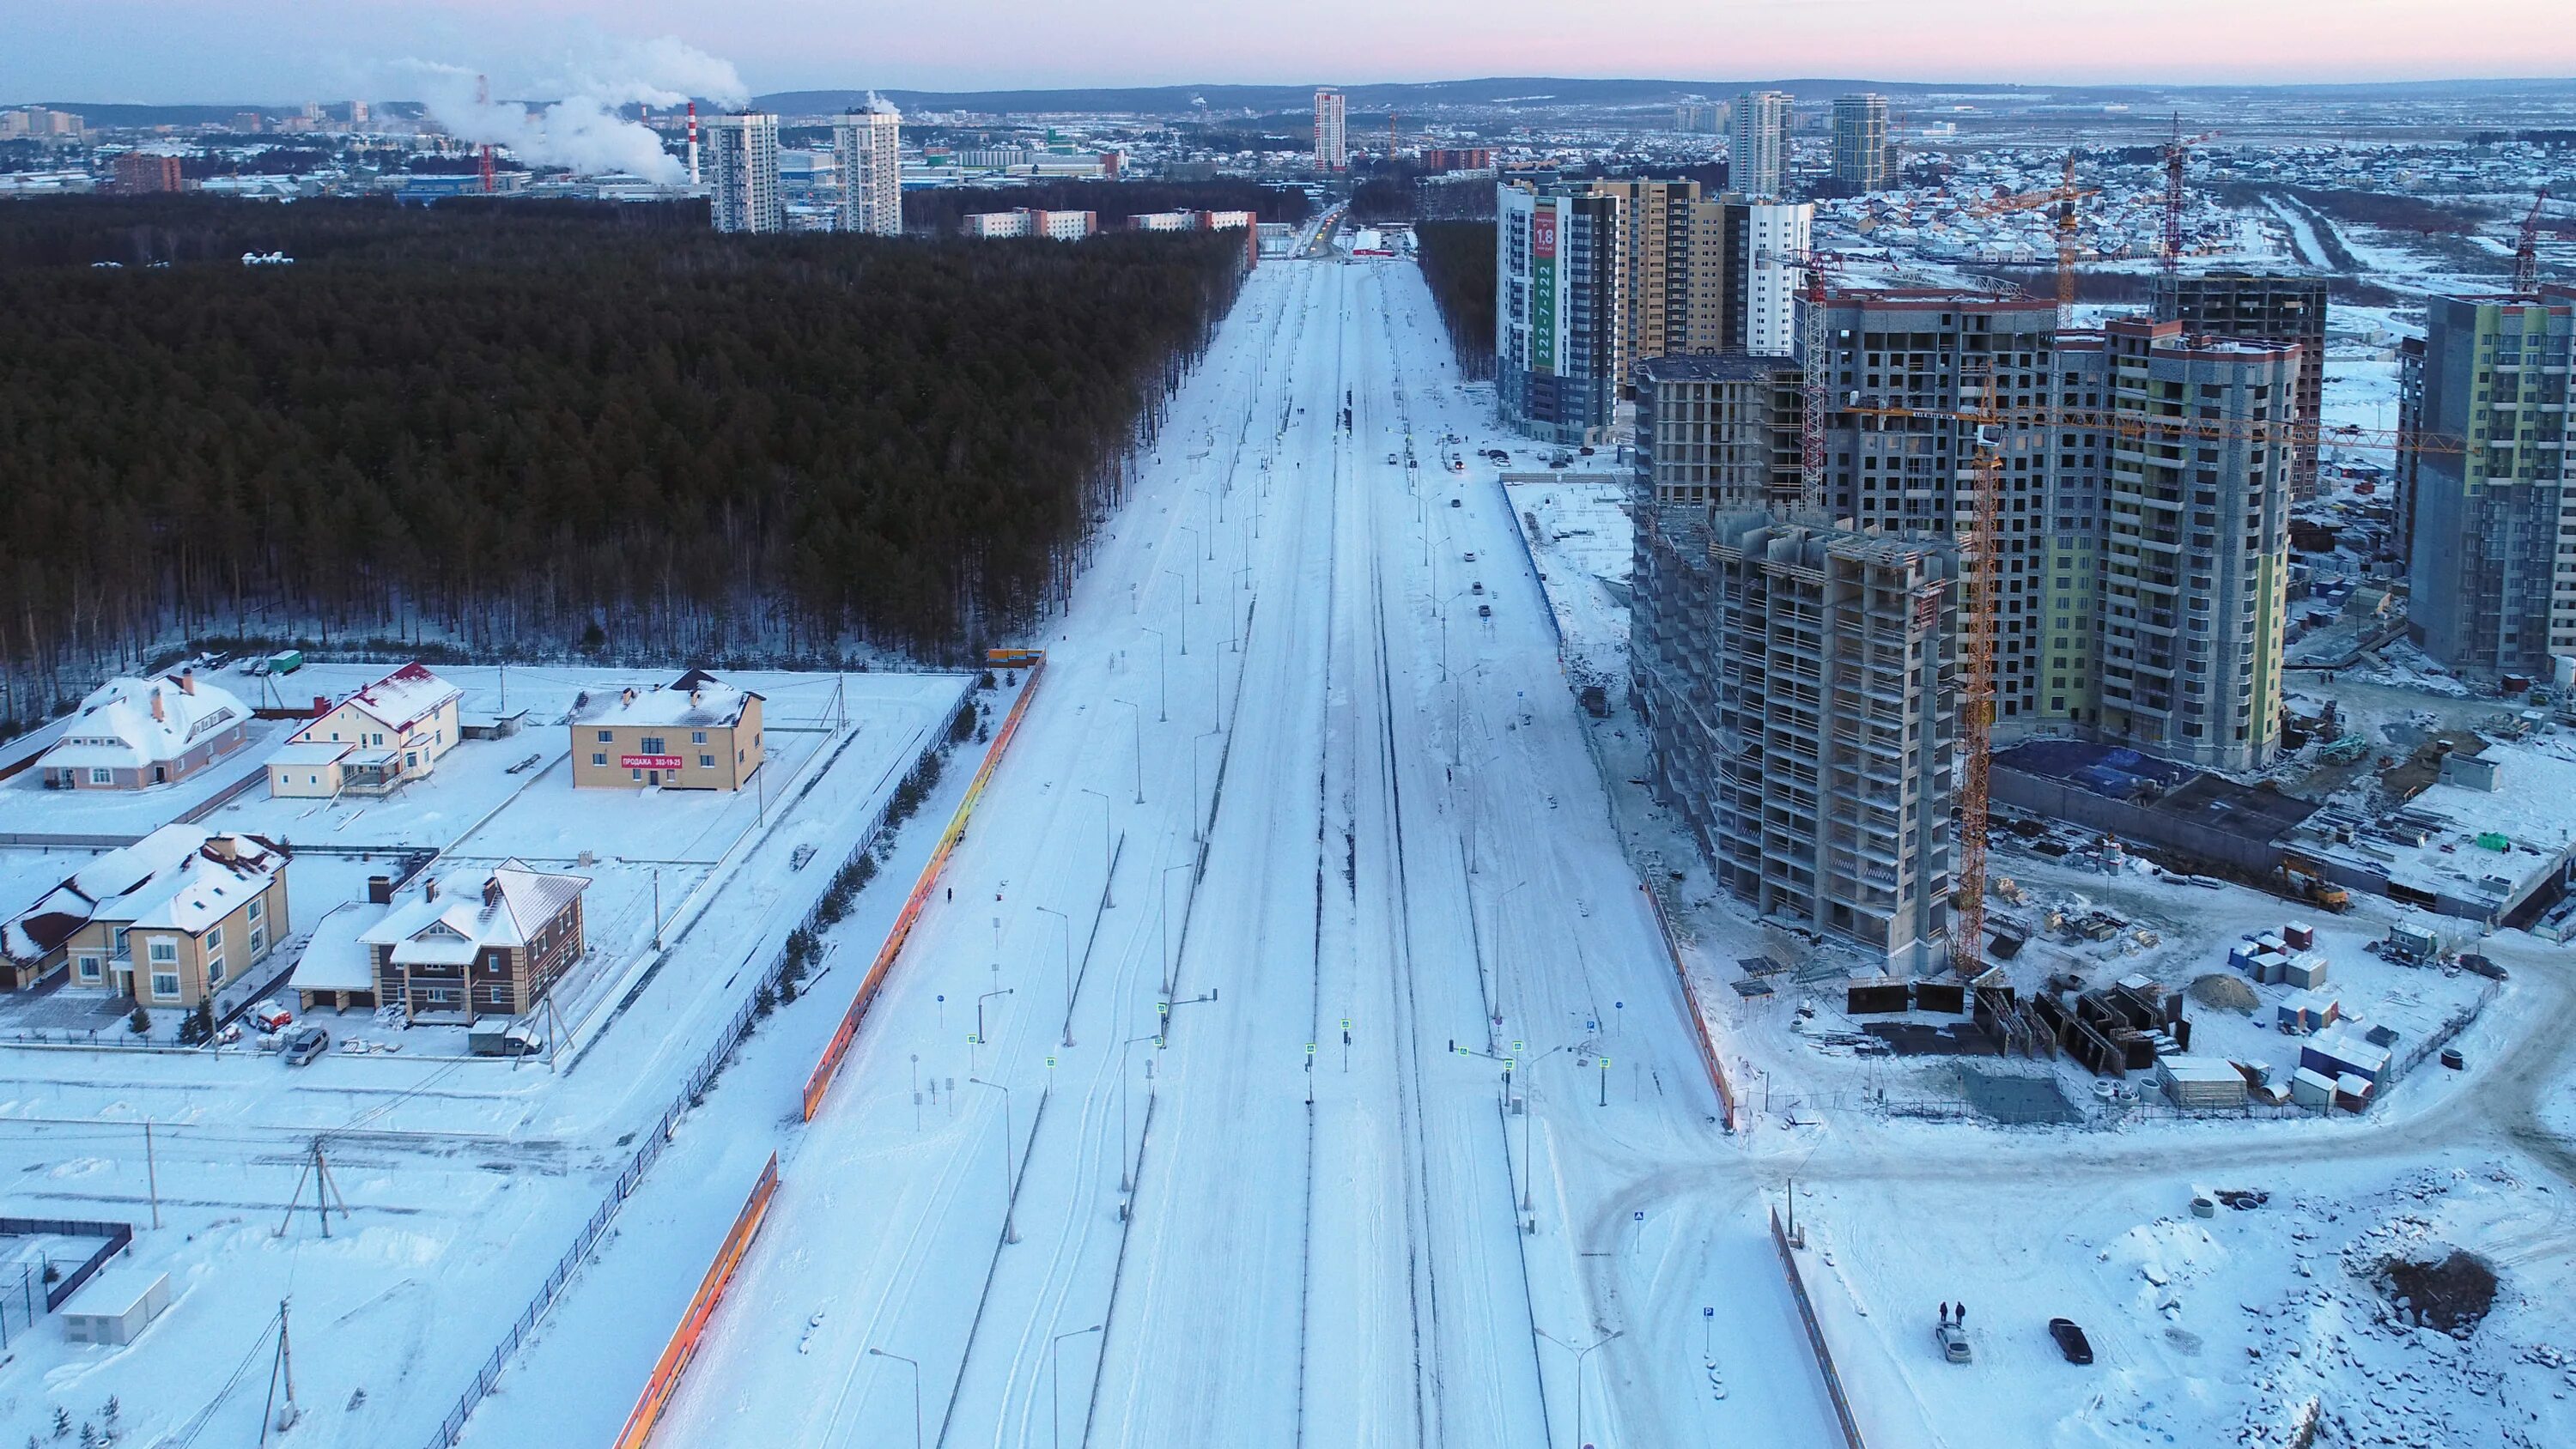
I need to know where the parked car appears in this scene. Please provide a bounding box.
[1449,498,1461,509]
[469,1026,545,1058]
[1477,603,1492,619]
[284,1027,331,1066]
[2049,1318,2094,1365]
[1936,1322,1972,1364]
[250,1000,294,1033]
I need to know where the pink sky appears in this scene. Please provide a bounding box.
[9,0,2573,102]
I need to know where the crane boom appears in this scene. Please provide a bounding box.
[2515,186,2552,296]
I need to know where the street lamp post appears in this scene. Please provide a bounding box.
[1108,700,1145,803]
[1036,905,1074,1046]
[1165,572,1191,655]
[1158,862,1193,997]
[866,1348,922,1449]
[1487,876,1528,1018]
[1535,1327,1624,1449]
[1120,1031,1159,1191]
[1139,630,1170,722]
[1051,1323,1106,1449]
[969,1076,1019,1243]
[1192,731,1222,844]
[1176,527,1202,602]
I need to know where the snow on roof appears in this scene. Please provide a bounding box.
[290,900,384,992]
[333,662,462,734]
[2,826,287,961]
[361,859,588,962]
[568,670,760,730]
[38,673,246,771]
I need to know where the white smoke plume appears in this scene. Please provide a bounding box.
[400,39,750,184]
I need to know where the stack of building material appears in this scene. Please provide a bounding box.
[1914,979,1966,1015]
[2156,1056,2249,1109]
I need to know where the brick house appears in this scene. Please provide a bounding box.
[358,862,588,1022]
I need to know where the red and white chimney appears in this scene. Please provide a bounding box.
[687,102,700,185]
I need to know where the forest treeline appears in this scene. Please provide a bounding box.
[0,196,1247,724]
[1415,221,1496,380]
[902,179,1309,233]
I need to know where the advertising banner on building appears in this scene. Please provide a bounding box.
[1530,204,1558,374]
[622,755,684,770]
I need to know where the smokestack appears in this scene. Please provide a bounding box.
[177,670,195,695]
[149,688,166,722]
[687,101,700,185]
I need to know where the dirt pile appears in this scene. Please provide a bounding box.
[2375,1250,2500,1335]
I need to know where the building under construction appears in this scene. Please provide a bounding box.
[1635,506,1959,967]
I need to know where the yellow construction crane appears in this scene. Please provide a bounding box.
[1964,152,2097,325]
[1832,398,2464,976]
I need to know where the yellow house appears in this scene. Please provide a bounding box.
[269,662,464,798]
[1,826,290,1008]
[568,670,765,791]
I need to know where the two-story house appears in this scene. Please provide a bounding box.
[567,669,765,791]
[268,662,465,797]
[358,862,589,1022]
[0,826,290,1007]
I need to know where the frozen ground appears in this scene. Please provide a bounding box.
[459,254,1848,1449]
[0,671,967,1446]
[1503,474,1633,699]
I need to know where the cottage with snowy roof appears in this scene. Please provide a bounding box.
[567,669,765,791]
[1,825,290,1005]
[268,662,464,798]
[356,862,589,1022]
[36,672,249,791]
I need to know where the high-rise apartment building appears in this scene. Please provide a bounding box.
[1730,90,1792,197]
[1589,179,1700,377]
[1313,89,1346,173]
[111,152,184,195]
[1831,94,1890,193]
[1816,291,2293,770]
[1723,198,1811,356]
[2154,272,2328,500]
[2403,288,2576,678]
[1635,354,1804,509]
[833,95,903,236]
[1635,506,1959,967]
[1674,103,1727,136]
[1820,291,2062,728]
[1496,183,1623,443]
[2051,318,2294,771]
[704,112,783,234]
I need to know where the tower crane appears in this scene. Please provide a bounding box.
[2514,186,2552,296]
[1831,396,2464,976]
[2160,116,2221,279]
[1964,151,2097,325]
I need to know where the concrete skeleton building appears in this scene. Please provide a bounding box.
[704,111,782,234]
[2402,287,2576,681]
[2154,272,2327,499]
[1313,88,1346,173]
[1831,94,1891,194]
[833,95,903,237]
[1635,353,1803,510]
[1634,506,1959,967]
[1731,89,1792,198]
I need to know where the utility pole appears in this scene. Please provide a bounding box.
[143,1119,161,1229]
[258,1298,299,1442]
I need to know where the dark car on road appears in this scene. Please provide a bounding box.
[2049,1318,2094,1364]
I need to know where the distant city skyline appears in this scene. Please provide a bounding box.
[8,0,2573,106]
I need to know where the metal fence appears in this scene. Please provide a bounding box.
[415,691,970,1449]
[0,1216,135,1347]
[1768,1206,1869,1449]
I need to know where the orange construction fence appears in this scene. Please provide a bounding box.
[1642,883,1740,1132]
[610,1152,781,1449]
[800,655,1048,1120]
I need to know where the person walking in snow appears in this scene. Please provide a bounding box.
[1956,1302,1966,1327]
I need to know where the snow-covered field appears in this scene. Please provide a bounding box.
[0,670,968,1446]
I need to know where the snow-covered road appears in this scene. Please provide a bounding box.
[649,257,1841,1449]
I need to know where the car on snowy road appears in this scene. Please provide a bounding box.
[1935,1321,1972,1363]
